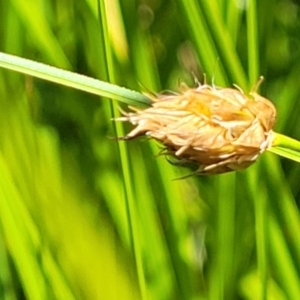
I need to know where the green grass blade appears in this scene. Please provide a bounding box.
[272,132,300,151]
[208,173,236,299]
[1,0,300,299]
[268,216,300,299]
[199,0,248,88]
[177,0,227,85]
[0,52,151,107]
[99,1,146,298]
[225,0,242,44]
[269,147,300,163]
[0,154,47,300]
[262,153,300,267]
[9,0,70,68]
[0,225,18,300]
[248,168,268,300]
[246,0,259,86]
[269,132,300,163]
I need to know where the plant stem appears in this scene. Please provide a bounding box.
[0,52,151,107]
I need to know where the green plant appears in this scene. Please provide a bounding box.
[0,0,299,299]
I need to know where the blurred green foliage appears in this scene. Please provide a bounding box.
[0,0,300,299]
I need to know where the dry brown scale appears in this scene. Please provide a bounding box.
[116,82,277,175]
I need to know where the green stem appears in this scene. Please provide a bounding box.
[268,132,300,163]
[0,52,151,107]
[246,0,259,87]
[272,132,300,151]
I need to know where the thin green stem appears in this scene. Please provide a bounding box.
[0,52,151,107]
[272,132,300,151]
[268,216,300,299]
[200,0,248,88]
[246,0,259,87]
[98,1,147,299]
[254,185,268,300]
[268,132,300,163]
[246,167,268,300]
[177,0,227,86]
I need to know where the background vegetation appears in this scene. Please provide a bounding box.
[0,0,300,299]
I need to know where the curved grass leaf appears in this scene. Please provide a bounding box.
[0,52,151,107]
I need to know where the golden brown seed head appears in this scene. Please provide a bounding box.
[117,84,277,175]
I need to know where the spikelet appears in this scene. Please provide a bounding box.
[116,82,276,175]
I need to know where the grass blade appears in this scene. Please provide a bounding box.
[99,0,147,298]
[269,132,300,163]
[199,0,248,88]
[0,52,151,107]
[268,216,300,299]
[246,0,259,85]
[9,0,70,68]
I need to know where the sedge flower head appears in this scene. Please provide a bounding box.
[117,83,276,175]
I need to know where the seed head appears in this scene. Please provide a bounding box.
[117,83,276,175]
